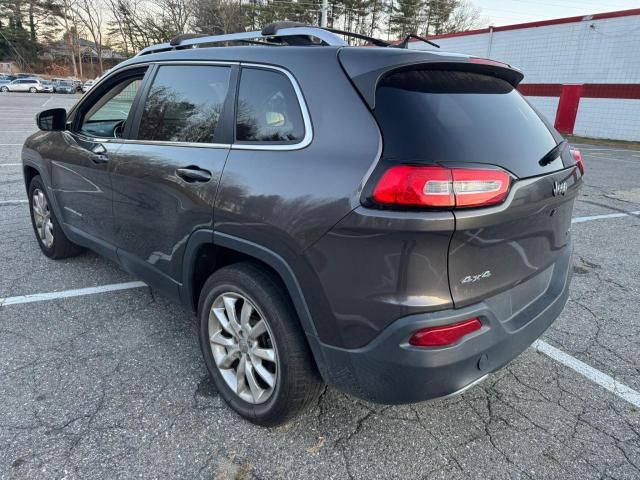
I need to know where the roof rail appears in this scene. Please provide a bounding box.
[137,24,347,56]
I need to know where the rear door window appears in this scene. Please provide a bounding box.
[374,69,560,178]
[137,65,231,144]
[235,68,304,144]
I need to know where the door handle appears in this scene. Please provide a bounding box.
[176,167,212,183]
[91,154,109,164]
[91,144,109,164]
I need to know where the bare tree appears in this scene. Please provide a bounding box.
[73,0,104,73]
[159,0,191,35]
[442,0,484,33]
[49,0,81,76]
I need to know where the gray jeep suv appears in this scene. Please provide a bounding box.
[22,23,583,426]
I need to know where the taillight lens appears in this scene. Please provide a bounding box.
[570,148,584,175]
[372,165,510,208]
[409,318,482,347]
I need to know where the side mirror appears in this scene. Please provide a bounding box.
[36,108,67,131]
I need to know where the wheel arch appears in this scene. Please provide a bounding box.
[23,164,40,192]
[181,230,319,340]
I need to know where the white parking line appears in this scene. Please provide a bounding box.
[573,146,637,153]
[0,143,25,146]
[0,163,20,166]
[41,96,53,107]
[0,281,147,307]
[0,278,637,408]
[533,340,640,408]
[572,211,640,223]
[0,200,28,205]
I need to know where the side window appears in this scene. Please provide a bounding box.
[235,68,305,144]
[81,75,142,137]
[137,65,230,144]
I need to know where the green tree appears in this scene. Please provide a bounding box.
[389,0,423,38]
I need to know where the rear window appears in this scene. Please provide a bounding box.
[374,69,557,170]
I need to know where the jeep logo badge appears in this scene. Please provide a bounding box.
[553,180,568,196]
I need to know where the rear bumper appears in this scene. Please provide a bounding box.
[310,242,572,404]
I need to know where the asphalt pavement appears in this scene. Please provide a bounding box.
[0,92,639,479]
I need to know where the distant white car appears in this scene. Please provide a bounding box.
[82,80,95,93]
[1,78,49,93]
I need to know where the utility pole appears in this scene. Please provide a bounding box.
[321,0,328,27]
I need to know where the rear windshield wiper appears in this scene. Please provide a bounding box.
[539,140,568,167]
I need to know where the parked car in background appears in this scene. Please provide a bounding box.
[53,80,76,94]
[0,79,11,90]
[39,80,54,93]
[71,80,83,92]
[1,78,47,93]
[82,80,95,93]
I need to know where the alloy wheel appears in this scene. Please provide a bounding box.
[208,292,278,404]
[32,188,54,248]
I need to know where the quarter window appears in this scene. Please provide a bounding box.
[137,65,231,144]
[85,78,140,123]
[80,74,143,138]
[235,68,304,144]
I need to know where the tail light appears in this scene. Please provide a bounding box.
[409,318,482,347]
[372,165,511,209]
[570,148,584,175]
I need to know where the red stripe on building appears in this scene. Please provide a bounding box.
[517,83,640,99]
[582,84,640,99]
[516,83,640,134]
[517,84,563,97]
[422,8,640,41]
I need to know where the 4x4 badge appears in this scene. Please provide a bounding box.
[461,270,492,284]
[553,180,568,196]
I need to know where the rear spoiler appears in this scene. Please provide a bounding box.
[338,48,524,109]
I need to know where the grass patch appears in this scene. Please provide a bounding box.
[566,135,640,150]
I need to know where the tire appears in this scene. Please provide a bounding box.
[28,175,83,259]
[29,87,37,93]
[198,262,323,426]
[1,86,8,92]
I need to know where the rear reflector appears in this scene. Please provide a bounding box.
[570,148,584,175]
[372,165,510,208]
[409,318,482,347]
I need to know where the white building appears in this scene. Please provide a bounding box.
[410,8,640,142]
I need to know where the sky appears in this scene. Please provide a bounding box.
[471,0,640,27]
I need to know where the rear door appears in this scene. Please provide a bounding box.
[372,66,582,308]
[13,80,28,92]
[109,62,234,299]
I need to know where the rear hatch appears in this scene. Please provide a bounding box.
[340,49,582,308]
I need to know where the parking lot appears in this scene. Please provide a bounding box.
[0,92,639,479]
